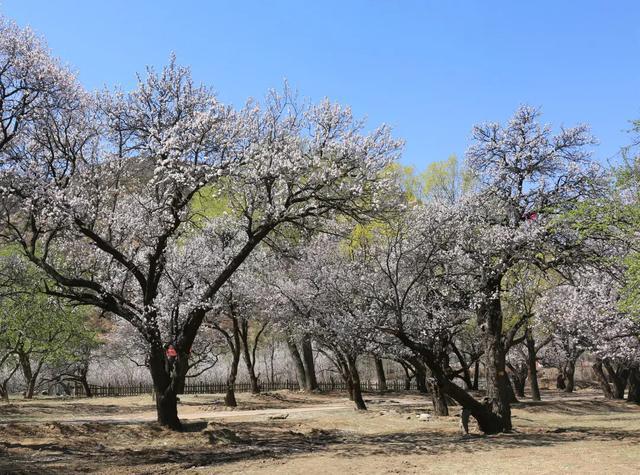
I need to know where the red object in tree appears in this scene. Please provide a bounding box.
[166,345,177,358]
[526,212,538,221]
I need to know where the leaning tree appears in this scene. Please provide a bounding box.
[0,18,400,428]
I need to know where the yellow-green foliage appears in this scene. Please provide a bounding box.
[190,183,232,222]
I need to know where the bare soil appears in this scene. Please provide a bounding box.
[1,390,639,474]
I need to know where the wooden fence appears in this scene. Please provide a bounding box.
[74,379,419,398]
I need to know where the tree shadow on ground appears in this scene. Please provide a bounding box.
[0,401,156,418]
[3,412,640,475]
[516,398,640,415]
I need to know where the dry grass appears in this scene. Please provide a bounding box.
[0,390,639,474]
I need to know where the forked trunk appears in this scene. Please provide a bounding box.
[401,362,413,390]
[240,319,261,394]
[450,342,473,390]
[242,340,260,394]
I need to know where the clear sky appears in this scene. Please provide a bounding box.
[2,1,639,170]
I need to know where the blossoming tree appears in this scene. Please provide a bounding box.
[0,19,400,428]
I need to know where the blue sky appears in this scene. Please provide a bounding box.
[3,1,639,170]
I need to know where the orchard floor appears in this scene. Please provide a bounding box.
[0,389,639,474]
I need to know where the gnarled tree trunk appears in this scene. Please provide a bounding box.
[395,333,507,434]
[478,280,512,431]
[149,346,182,430]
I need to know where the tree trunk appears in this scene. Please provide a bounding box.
[604,361,628,399]
[225,342,241,407]
[434,366,504,433]
[395,333,506,434]
[627,367,640,404]
[334,351,354,400]
[0,384,8,400]
[512,375,525,399]
[241,339,260,394]
[0,362,19,402]
[428,378,449,416]
[81,377,92,398]
[18,351,33,399]
[168,351,189,395]
[593,360,614,399]
[148,347,182,430]
[506,376,519,403]
[478,281,512,431]
[374,357,387,392]
[287,337,307,391]
[506,362,526,399]
[450,342,473,390]
[347,355,366,410]
[401,362,413,390]
[472,360,480,390]
[564,359,576,393]
[301,335,318,391]
[525,330,541,401]
[240,319,261,394]
[412,358,428,394]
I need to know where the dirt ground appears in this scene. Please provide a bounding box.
[1,389,639,474]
